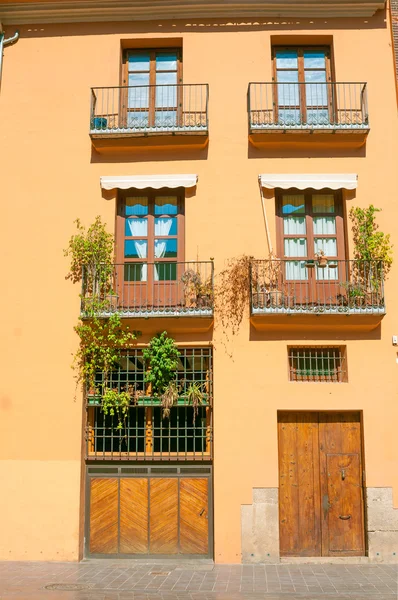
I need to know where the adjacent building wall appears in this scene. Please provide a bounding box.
[0,9,397,562]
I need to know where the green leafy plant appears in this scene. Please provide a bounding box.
[349,205,393,276]
[101,387,132,431]
[143,332,180,418]
[64,216,114,299]
[74,313,137,392]
[65,217,138,422]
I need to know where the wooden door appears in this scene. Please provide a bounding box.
[149,478,179,554]
[319,412,365,555]
[88,475,210,557]
[89,478,118,554]
[278,412,364,557]
[180,478,209,554]
[120,478,149,554]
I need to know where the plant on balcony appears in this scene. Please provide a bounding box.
[74,314,138,394]
[345,205,393,303]
[181,267,213,309]
[186,381,206,418]
[64,216,116,310]
[101,386,132,431]
[315,249,328,268]
[349,205,393,273]
[65,217,138,412]
[143,331,180,418]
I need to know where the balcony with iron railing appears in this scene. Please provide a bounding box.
[248,82,369,146]
[250,259,385,321]
[90,84,209,147]
[80,261,214,322]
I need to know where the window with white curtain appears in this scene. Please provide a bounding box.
[116,191,184,284]
[277,190,345,282]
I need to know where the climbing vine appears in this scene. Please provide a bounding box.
[215,255,254,336]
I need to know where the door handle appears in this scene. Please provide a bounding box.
[199,508,205,517]
[339,514,351,520]
[341,469,346,481]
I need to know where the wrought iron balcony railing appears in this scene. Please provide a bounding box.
[90,84,209,136]
[80,261,214,318]
[248,82,369,132]
[250,259,385,315]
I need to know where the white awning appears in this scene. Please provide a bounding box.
[259,174,358,190]
[100,174,198,191]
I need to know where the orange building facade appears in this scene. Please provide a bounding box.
[0,0,397,564]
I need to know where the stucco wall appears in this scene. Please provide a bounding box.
[0,9,397,562]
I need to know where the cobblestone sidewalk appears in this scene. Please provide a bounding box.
[0,561,396,600]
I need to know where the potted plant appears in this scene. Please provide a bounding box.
[315,250,328,268]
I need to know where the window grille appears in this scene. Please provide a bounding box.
[86,347,213,461]
[288,347,346,383]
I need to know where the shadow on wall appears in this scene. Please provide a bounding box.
[247,141,367,160]
[249,322,382,341]
[90,142,209,164]
[15,10,387,39]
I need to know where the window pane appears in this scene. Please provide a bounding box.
[282,195,305,215]
[155,110,177,126]
[155,77,177,108]
[154,262,177,281]
[128,82,149,108]
[155,217,177,236]
[316,265,338,281]
[127,111,149,128]
[128,72,150,87]
[285,261,308,281]
[124,240,148,259]
[124,263,147,282]
[155,197,178,215]
[128,53,150,71]
[276,50,298,69]
[125,218,148,237]
[154,238,177,258]
[305,82,327,107]
[277,70,299,83]
[312,194,335,213]
[313,217,336,235]
[304,50,326,69]
[283,216,306,235]
[156,53,178,71]
[305,70,326,83]
[284,238,307,257]
[314,237,337,256]
[125,197,149,216]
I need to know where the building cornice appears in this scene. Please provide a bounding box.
[0,0,387,25]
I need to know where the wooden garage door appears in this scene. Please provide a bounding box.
[278,412,365,557]
[88,476,210,557]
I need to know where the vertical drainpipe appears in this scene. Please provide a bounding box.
[0,27,20,92]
